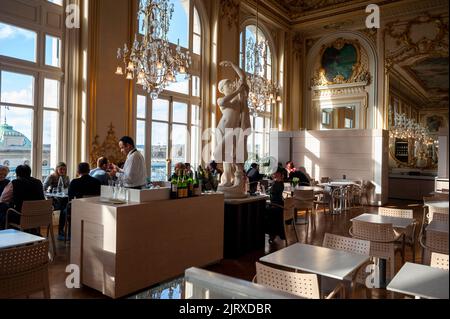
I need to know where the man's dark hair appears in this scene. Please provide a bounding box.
[16,165,32,178]
[251,163,258,169]
[97,157,108,167]
[78,162,90,175]
[120,136,135,148]
[209,160,217,169]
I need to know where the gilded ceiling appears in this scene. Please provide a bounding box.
[266,0,361,18]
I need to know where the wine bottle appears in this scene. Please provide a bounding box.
[188,175,194,197]
[177,172,184,199]
[171,174,178,199]
[193,171,201,196]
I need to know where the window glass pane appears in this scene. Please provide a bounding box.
[137,95,146,119]
[247,133,254,158]
[0,106,33,179]
[44,78,60,109]
[192,76,200,97]
[168,0,190,49]
[42,110,58,179]
[45,34,61,67]
[172,102,187,123]
[255,117,264,132]
[1,71,34,106]
[152,122,168,181]
[165,74,189,95]
[193,34,201,55]
[265,133,270,157]
[193,7,201,35]
[48,0,63,5]
[136,120,146,157]
[0,22,37,62]
[171,124,187,164]
[265,118,271,132]
[190,125,200,167]
[152,99,169,121]
[191,104,200,126]
[255,132,264,159]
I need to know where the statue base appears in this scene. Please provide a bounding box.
[218,184,249,199]
[217,168,248,199]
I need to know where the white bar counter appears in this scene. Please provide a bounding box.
[70,194,224,298]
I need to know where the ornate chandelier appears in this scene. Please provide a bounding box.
[115,0,192,100]
[245,0,281,117]
[390,112,434,145]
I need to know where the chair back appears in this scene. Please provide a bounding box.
[378,207,413,219]
[351,220,395,242]
[428,205,449,222]
[292,190,314,210]
[255,262,320,299]
[16,199,54,230]
[0,241,50,298]
[430,252,449,270]
[432,212,449,224]
[323,233,370,256]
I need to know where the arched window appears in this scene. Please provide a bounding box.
[135,0,203,181]
[0,0,65,179]
[240,24,273,160]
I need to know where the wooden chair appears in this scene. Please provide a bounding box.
[6,199,56,258]
[420,227,449,265]
[322,233,371,298]
[430,252,449,270]
[349,220,403,281]
[432,212,449,224]
[254,262,345,299]
[279,198,299,245]
[0,240,50,298]
[292,190,315,228]
[378,207,416,262]
[314,186,332,214]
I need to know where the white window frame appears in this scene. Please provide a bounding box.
[0,0,66,180]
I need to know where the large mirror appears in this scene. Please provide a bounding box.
[321,106,356,129]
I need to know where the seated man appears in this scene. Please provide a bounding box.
[90,156,111,185]
[60,162,101,240]
[289,169,311,186]
[246,163,262,194]
[0,165,45,230]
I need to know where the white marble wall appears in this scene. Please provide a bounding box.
[271,129,389,205]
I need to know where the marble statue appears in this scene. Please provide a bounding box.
[214,61,251,199]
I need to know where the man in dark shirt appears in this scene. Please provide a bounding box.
[60,162,100,240]
[68,162,101,201]
[246,163,262,193]
[0,165,45,230]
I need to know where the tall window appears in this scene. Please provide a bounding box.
[0,0,65,180]
[239,24,273,160]
[135,0,202,181]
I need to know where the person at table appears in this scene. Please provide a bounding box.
[43,162,70,192]
[90,156,111,185]
[246,163,262,194]
[0,165,45,231]
[110,136,147,189]
[265,167,286,243]
[184,163,194,179]
[60,162,101,240]
[43,162,71,238]
[285,161,296,179]
[0,165,10,196]
[298,166,313,184]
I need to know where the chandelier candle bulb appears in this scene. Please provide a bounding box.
[115,66,123,75]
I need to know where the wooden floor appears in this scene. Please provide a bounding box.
[30,199,426,299]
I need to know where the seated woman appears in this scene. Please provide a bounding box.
[43,162,71,238]
[0,165,10,196]
[265,167,286,243]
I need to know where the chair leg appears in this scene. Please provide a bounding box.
[49,225,57,258]
[292,221,299,243]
